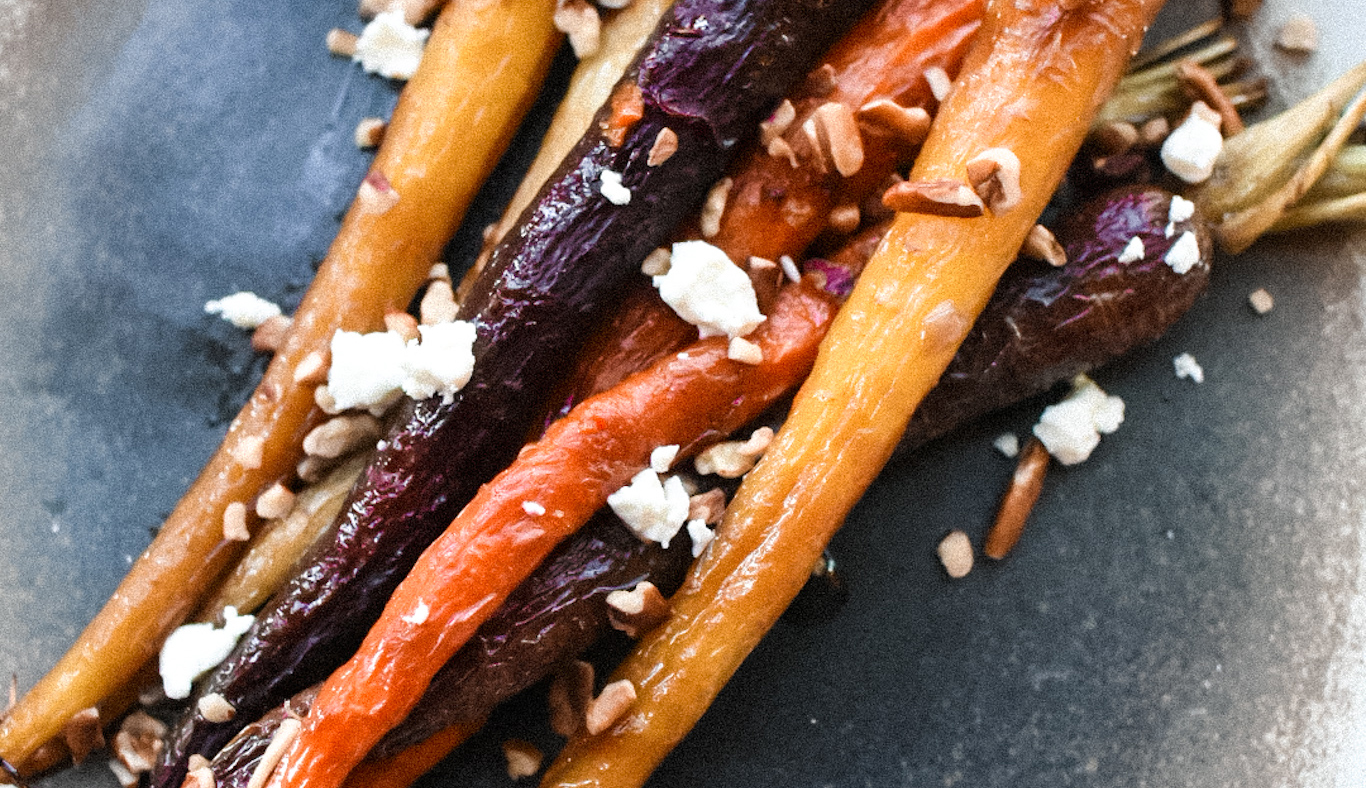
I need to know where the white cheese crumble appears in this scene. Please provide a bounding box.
[328,321,477,412]
[607,469,690,548]
[652,241,765,339]
[778,254,801,284]
[1160,103,1223,184]
[1117,236,1145,264]
[401,599,430,625]
[354,11,429,80]
[993,432,1020,458]
[650,445,679,473]
[522,501,547,516]
[1031,374,1125,466]
[1165,194,1196,238]
[1164,230,1202,275]
[159,607,255,700]
[204,291,282,329]
[600,169,632,205]
[686,518,714,557]
[1173,352,1205,383]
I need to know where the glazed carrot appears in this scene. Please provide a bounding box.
[0,0,560,773]
[339,722,482,788]
[562,0,984,402]
[267,281,840,788]
[541,1,1165,785]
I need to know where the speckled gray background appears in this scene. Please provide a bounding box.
[1,0,1363,786]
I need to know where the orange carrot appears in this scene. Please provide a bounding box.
[0,0,560,772]
[264,281,838,788]
[339,720,482,788]
[541,1,1165,785]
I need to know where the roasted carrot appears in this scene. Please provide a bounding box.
[0,0,561,774]
[562,0,984,403]
[339,721,482,788]
[541,1,1165,785]
[266,280,840,788]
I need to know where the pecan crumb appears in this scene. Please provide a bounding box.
[585,680,637,736]
[1249,287,1275,314]
[292,350,329,385]
[255,482,296,520]
[966,147,1022,213]
[759,99,796,145]
[1139,116,1171,147]
[303,414,383,459]
[855,99,931,148]
[419,278,458,325]
[699,178,733,238]
[803,102,864,177]
[197,693,236,724]
[223,502,250,542]
[647,128,679,166]
[1021,224,1067,267]
[1275,13,1318,53]
[766,136,799,168]
[502,739,543,780]
[185,765,216,788]
[187,755,212,772]
[694,427,774,478]
[828,203,860,234]
[250,314,293,353]
[548,661,595,737]
[607,581,671,638]
[937,530,974,579]
[354,117,387,149]
[727,336,763,365]
[230,434,265,471]
[881,179,984,217]
[326,29,358,57]
[688,488,727,524]
[554,0,601,58]
[384,310,421,343]
[112,711,167,777]
[63,707,103,764]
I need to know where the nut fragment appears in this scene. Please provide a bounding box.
[358,171,400,215]
[63,707,103,764]
[699,177,732,238]
[924,66,952,102]
[1275,13,1318,53]
[855,99,931,148]
[548,660,595,736]
[766,136,799,168]
[197,693,237,724]
[185,765,217,788]
[803,102,864,177]
[419,278,458,325]
[640,247,671,276]
[112,711,167,777]
[303,414,383,459]
[688,488,727,524]
[694,427,774,478]
[1089,120,1139,155]
[828,202,860,234]
[1176,60,1243,136]
[607,581,671,638]
[255,482,296,520]
[759,99,796,145]
[230,434,265,470]
[984,437,1049,560]
[250,314,293,353]
[246,717,300,788]
[937,530,974,579]
[647,127,678,166]
[1248,287,1275,314]
[585,680,637,736]
[326,29,359,57]
[314,384,343,415]
[1021,224,1067,267]
[1139,116,1171,147]
[726,336,763,365]
[502,739,543,780]
[384,310,421,342]
[966,147,1022,213]
[223,502,250,542]
[354,117,387,149]
[881,179,984,217]
[292,350,329,385]
[554,0,601,58]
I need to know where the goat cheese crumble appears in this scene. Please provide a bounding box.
[159,607,255,700]
[204,291,282,329]
[652,241,765,339]
[607,468,690,548]
[1164,230,1202,274]
[1173,352,1205,383]
[1117,236,1145,264]
[1161,102,1223,184]
[600,169,631,205]
[354,11,429,80]
[1032,374,1125,465]
[328,321,477,412]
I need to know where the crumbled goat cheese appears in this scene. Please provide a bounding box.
[1032,374,1125,465]
[1164,230,1202,274]
[522,500,546,516]
[328,329,408,412]
[779,254,801,284]
[204,292,282,329]
[1160,103,1223,184]
[652,241,765,339]
[1249,287,1275,314]
[1165,194,1196,237]
[159,607,255,700]
[607,469,690,548]
[353,11,429,80]
[400,321,477,402]
[328,321,477,411]
[401,599,430,625]
[1117,236,1145,264]
[1173,352,1205,383]
[993,432,1020,458]
[650,445,679,473]
[686,519,714,557]
[600,169,631,205]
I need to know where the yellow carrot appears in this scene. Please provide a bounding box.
[541,1,1165,785]
[0,0,560,771]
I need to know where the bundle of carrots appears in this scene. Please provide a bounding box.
[10,0,1366,786]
